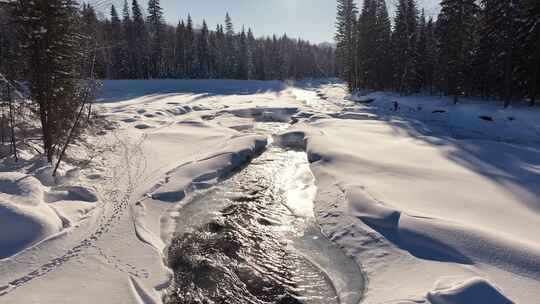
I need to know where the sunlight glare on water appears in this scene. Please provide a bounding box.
[165,123,364,304]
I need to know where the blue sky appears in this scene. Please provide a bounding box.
[105,0,440,43]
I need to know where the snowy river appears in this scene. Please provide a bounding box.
[164,123,365,304]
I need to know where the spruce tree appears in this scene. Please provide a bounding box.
[246,28,256,80]
[237,27,249,80]
[175,20,186,77]
[196,20,210,78]
[15,0,82,162]
[374,0,392,90]
[480,0,523,106]
[122,0,135,78]
[147,0,164,78]
[184,15,195,78]
[224,13,238,79]
[81,4,99,78]
[423,17,438,94]
[520,0,540,105]
[357,0,377,88]
[416,10,428,90]
[0,4,20,80]
[336,0,358,91]
[110,5,126,79]
[437,0,478,103]
[211,24,226,78]
[132,0,149,78]
[393,0,419,94]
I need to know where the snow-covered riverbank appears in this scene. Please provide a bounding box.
[280,89,540,304]
[1,79,539,303]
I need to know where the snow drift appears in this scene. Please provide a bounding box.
[151,135,267,202]
[278,115,540,303]
[0,173,62,259]
[427,277,513,304]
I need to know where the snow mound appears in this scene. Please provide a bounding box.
[427,277,513,304]
[45,186,98,203]
[152,135,267,202]
[0,173,62,259]
[334,112,378,121]
[347,186,401,229]
[167,105,192,116]
[134,123,155,130]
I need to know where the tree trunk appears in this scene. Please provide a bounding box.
[503,46,513,108]
[7,81,17,162]
[530,49,539,107]
[1,104,5,145]
[53,98,87,176]
[38,101,52,163]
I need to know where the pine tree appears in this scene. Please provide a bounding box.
[0,4,20,79]
[520,0,540,105]
[269,35,284,80]
[110,5,126,79]
[184,15,195,78]
[423,17,438,94]
[246,28,256,80]
[437,0,478,103]
[374,0,392,90]
[15,0,82,162]
[357,0,392,89]
[336,0,358,91]
[132,0,149,78]
[196,20,210,78]
[253,38,266,80]
[393,0,419,94]
[147,0,164,78]
[480,0,522,107]
[211,24,226,78]
[357,0,376,88]
[237,27,249,80]
[175,20,186,77]
[207,30,217,77]
[225,13,234,35]
[224,13,238,78]
[416,10,428,89]
[81,4,99,78]
[121,0,135,78]
[473,6,495,99]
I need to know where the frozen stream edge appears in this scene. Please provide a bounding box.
[164,124,365,304]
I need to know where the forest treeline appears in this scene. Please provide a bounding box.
[80,0,337,80]
[336,0,540,106]
[1,1,337,81]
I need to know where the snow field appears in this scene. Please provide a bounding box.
[1,79,539,303]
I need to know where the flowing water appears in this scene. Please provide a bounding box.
[165,123,364,304]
